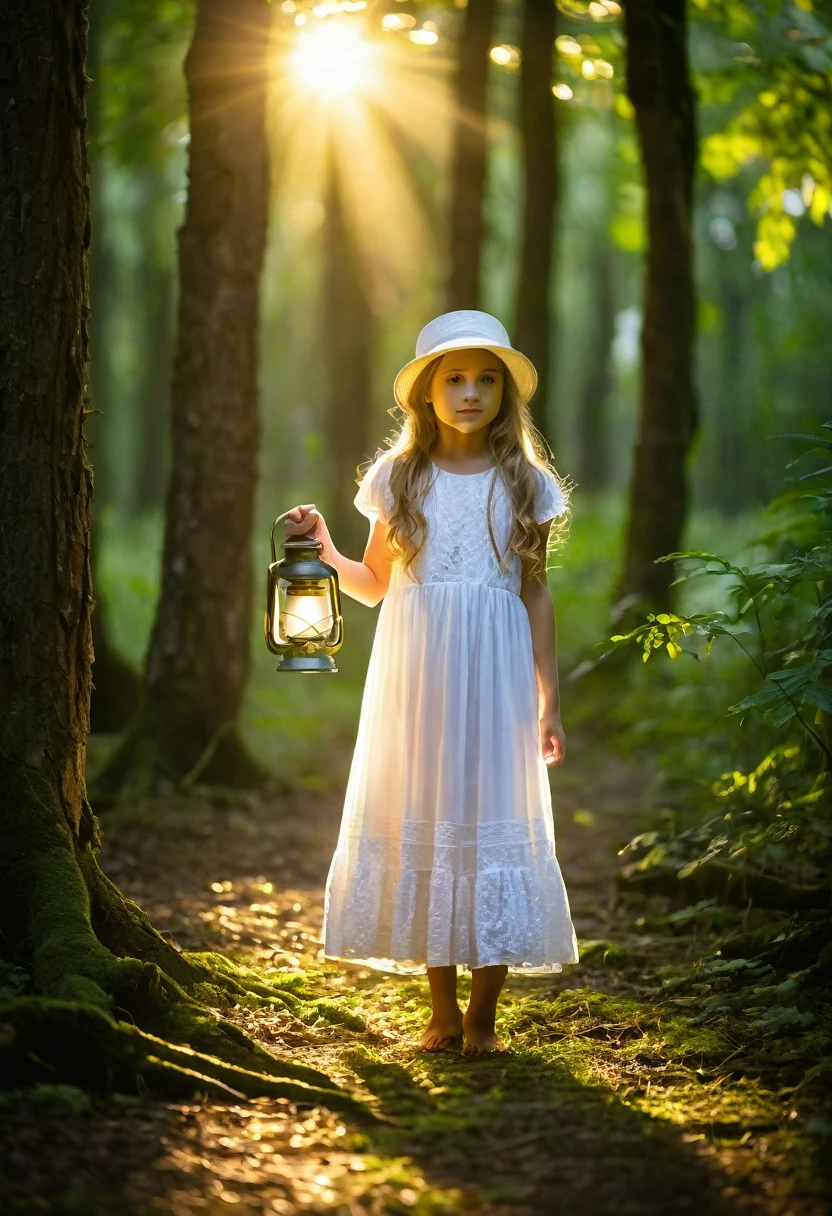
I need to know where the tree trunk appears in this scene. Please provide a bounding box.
[323,139,374,554]
[447,0,496,311]
[87,0,142,732]
[0,4,364,1110]
[614,0,697,616]
[514,0,559,437]
[576,244,616,494]
[0,0,96,855]
[95,0,272,799]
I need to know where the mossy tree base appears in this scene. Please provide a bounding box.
[0,771,363,1114]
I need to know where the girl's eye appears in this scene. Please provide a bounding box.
[482,375,494,383]
[447,375,461,384]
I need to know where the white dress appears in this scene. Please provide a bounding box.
[323,456,579,974]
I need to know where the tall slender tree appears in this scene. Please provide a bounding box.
[95,0,272,798]
[323,137,374,552]
[614,0,698,615]
[514,0,559,436]
[447,0,496,310]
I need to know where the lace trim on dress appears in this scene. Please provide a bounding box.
[324,816,579,974]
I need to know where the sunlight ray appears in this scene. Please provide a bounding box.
[269,23,458,309]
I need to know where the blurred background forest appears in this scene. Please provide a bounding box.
[88,0,830,792]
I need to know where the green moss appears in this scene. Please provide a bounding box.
[0,774,359,1113]
[0,997,368,1114]
[0,770,117,1008]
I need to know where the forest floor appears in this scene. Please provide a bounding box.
[1,736,828,1216]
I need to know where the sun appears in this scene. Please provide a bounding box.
[290,23,377,97]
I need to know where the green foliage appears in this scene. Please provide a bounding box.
[611,425,832,902]
[695,0,832,268]
[92,0,192,165]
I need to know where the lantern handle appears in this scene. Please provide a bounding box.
[270,510,292,564]
[270,510,321,564]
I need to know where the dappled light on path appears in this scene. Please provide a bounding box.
[1,766,824,1214]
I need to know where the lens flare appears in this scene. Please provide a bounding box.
[290,23,376,96]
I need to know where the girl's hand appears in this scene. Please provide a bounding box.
[283,504,335,563]
[540,710,566,766]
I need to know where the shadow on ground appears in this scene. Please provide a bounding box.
[1,744,825,1214]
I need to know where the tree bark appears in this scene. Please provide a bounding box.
[576,244,616,494]
[614,0,698,616]
[323,138,374,553]
[0,0,96,846]
[514,0,559,437]
[96,0,272,797]
[447,0,496,311]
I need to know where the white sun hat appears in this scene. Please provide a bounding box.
[393,310,538,410]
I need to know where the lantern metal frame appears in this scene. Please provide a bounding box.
[265,511,344,673]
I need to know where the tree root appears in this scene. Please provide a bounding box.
[83,854,366,1041]
[0,998,369,1115]
[0,776,364,1114]
[106,956,343,1090]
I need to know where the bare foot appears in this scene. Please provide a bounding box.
[462,1017,507,1055]
[420,1015,463,1052]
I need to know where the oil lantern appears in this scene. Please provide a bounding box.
[265,512,343,673]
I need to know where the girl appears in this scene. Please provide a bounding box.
[285,310,578,1054]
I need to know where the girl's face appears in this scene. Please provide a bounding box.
[426,349,504,434]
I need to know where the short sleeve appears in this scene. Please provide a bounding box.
[354,456,394,524]
[533,466,566,524]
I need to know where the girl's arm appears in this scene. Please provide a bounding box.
[282,505,393,608]
[520,521,566,766]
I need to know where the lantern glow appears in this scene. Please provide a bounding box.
[278,583,337,643]
[265,517,344,673]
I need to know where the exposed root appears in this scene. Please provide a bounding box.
[84,857,366,1040]
[0,998,369,1115]
[0,776,362,1114]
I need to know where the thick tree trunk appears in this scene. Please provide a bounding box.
[0,0,96,847]
[614,0,697,616]
[96,0,272,797]
[514,0,559,437]
[0,5,365,1110]
[323,140,374,553]
[576,244,616,494]
[447,0,496,311]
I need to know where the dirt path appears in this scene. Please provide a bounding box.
[1,740,823,1215]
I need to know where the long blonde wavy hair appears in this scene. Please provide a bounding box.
[359,353,570,580]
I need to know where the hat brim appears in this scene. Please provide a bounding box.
[393,339,538,410]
